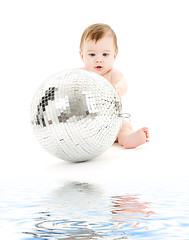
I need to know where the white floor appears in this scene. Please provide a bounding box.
[1,119,188,188]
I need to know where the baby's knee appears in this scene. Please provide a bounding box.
[122,119,133,130]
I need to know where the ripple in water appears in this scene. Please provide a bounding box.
[1,181,189,239]
[22,182,154,239]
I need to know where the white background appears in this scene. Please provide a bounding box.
[0,0,189,183]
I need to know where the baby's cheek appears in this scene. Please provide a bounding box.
[84,59,90,67]
[86,64,94,71]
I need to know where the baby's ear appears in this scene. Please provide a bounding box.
[79,50,84,60]
[114,50,118,60]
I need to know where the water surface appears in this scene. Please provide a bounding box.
[1,177,189,239]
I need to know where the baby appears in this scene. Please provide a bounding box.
[79,23,149,148]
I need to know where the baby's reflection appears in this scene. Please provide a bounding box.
[111,194,155,229]
[27,181,155,239]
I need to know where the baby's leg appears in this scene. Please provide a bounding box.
[117,120,149,149]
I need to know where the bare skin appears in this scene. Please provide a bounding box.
[80,35,149,149]
[116,120,149,149]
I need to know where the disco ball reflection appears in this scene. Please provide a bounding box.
[31,69,123,162]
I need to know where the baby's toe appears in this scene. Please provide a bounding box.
[142,127,149,140]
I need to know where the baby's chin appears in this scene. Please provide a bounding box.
[83,67,109,77]
[93,67,109,76]
[85,67,103,75]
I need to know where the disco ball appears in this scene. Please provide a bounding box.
[31,69,123,162]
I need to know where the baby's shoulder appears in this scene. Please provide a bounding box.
[111,68,123,76]
[111,68,124,82]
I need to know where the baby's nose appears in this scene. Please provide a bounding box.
[95,58,103,63]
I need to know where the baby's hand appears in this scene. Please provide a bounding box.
[113,84,122,100]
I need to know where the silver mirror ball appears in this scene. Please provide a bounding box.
[31,69,123,162]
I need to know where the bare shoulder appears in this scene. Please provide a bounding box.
[111,68,125,83]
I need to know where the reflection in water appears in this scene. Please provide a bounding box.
[2,179,189,239]
[24,182,154,239]
[111,194,154,229]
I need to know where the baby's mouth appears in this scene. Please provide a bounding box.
[95,66,103,70]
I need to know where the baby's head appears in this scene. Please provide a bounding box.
[80,23,118,76]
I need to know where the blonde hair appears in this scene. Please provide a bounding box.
[80,23,118,51]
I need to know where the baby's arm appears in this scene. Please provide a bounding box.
[111,69,128,98]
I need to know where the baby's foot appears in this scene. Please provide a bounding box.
[123,127,149,149]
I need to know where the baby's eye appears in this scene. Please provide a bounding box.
[89,53,95,57]
[103,53,109,56]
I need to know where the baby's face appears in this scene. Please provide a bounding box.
[80,36,117,76]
